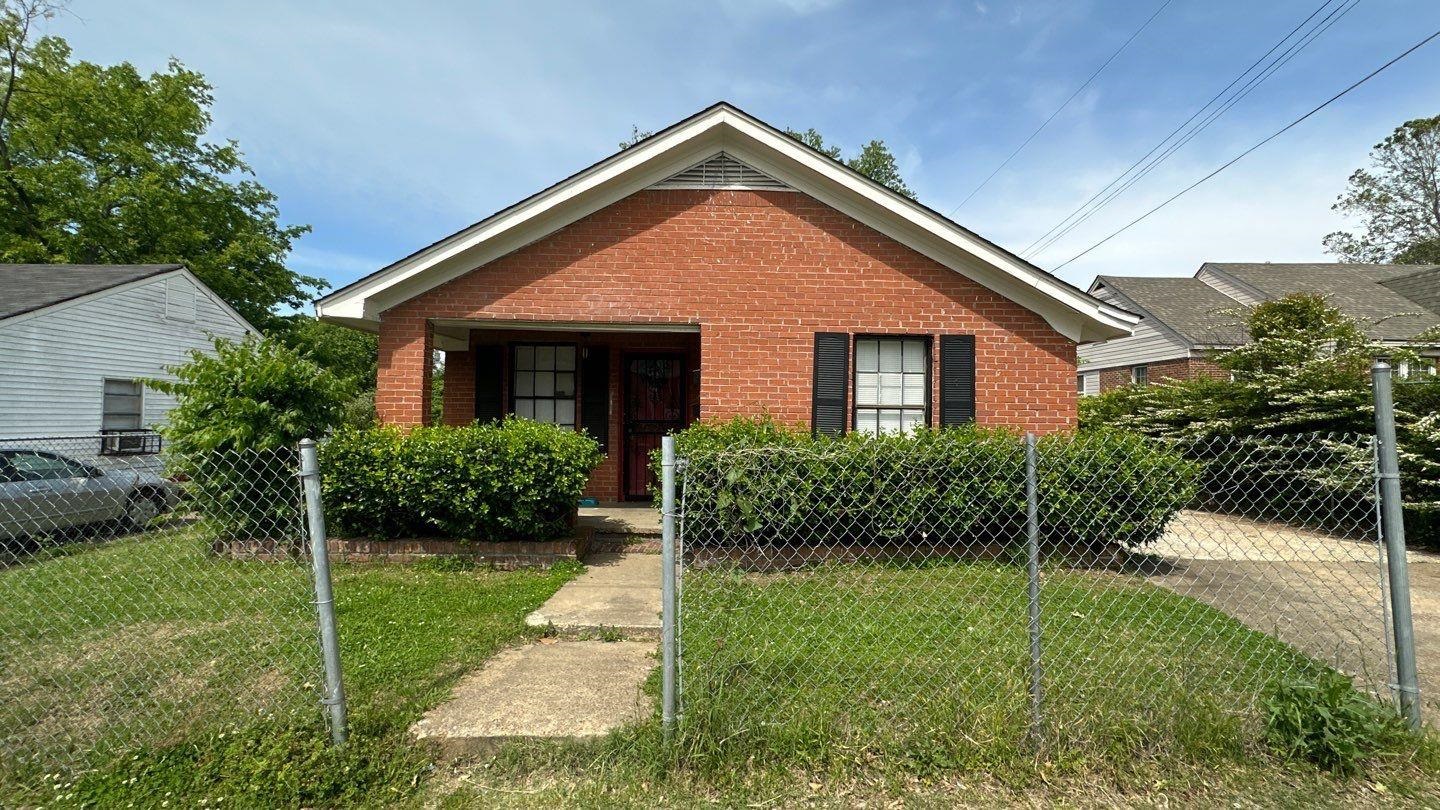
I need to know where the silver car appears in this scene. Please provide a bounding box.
[0,449,181,542]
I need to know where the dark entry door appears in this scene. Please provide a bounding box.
[622,353,687,500]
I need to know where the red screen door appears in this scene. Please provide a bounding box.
[622,353,687,500]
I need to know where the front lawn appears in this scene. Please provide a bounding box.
[432,560,1440,807]
[4,532,1436,807]
[0,528,579,807]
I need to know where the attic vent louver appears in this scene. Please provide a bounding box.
[651,152,793,191]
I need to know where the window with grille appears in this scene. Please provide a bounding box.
[512,344,577,429]
[1132,365,1149,385]
[854,337,928,435]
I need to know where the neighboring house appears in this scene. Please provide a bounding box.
[316,102,1138,501]
[0,264,257,443]
[1078,262,1440,394]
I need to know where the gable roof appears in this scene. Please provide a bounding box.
[0,264,181,321]
[0,263,259,333]
[1092,275,1249,346]
[1200,263,1440,341]
[315,102,1138,344]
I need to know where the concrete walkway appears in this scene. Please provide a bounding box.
[410,640,654,758]
[411,552,661,757]
[524,552,661,637]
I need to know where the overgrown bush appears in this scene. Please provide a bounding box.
[321,420,602,542]
[149,336,352,544]
[668,417,1196,550]
[1264,671,1411,776]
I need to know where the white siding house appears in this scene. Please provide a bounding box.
[0,264,256,439]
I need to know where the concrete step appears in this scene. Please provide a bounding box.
[410,640,655,758]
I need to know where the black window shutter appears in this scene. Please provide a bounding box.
[473,345,504,423]
[580,346,610,452]
[812,332,849,437]
[938,335,976,426]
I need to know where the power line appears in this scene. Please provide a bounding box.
[1021,0,1358,259]
[947,0,1175,215]
[1050,27,1440,272]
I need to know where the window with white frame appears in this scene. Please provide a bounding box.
[1132,365,1149,385]
[102,379,143,431]
[854,337,927,435]
[512,344,576,429]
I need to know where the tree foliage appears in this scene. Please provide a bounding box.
[274,315,378,390]
[1080,295,1440,540]
[148,335,351,454]
[1323,114,1440,265]
[0,1,321,329]
[784,127,916,199]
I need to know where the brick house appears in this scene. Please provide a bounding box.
[1078,263,1440,394]
[316,103,1137,501]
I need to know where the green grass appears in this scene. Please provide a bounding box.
[4,535,1436,807]
[436,560,1439,806]
[0,528,579,807]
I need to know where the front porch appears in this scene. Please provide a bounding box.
[386,320,700,503]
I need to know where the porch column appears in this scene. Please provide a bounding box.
[441,349,475,426]
[376,314,433,426]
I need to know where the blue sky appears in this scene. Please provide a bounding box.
[42,0,1440,295]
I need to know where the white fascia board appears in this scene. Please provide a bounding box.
[318,104,1138,343]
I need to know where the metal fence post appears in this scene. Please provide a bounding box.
[1024,433,1045,742]
[299,438,349,745]
[1372,362,1422,728]
[661,435,678,735]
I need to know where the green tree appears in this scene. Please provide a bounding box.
[0,1,321,329]
[148,335,351,453]
[784,127,916,199]
[274,315,378,390]
[1081,294,1440,544]
[1323,114,1440,265]
[148,335,351,542]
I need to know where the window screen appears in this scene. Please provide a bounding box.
[854,337,927,435]
[513,344,577,429]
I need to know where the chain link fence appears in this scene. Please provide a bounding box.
[672,430,1405,763]
[0,434,329,783]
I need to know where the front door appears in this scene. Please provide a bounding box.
[622,353,687,500]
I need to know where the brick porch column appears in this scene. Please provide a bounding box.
[441,350,475,426]
[376,314,433,426]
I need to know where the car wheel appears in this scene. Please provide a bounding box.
[123,492,161,531]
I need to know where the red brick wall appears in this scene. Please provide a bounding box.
[1096,357,1226,392]
[376,189,1080,496]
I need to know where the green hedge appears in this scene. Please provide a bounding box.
[668,418,1197,550]
[320,420,602,542]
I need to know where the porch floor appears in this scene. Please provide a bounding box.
[577,505,661,537]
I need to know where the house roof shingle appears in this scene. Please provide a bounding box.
[1093,275,1250,346]
[1378,265,1440,322]
[1202,262,1440,341]
[0,263,182,322]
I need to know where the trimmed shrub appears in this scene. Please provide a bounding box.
[320,419,602,542]
[669,417,1196,550]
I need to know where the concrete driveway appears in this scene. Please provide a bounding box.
[1144,510,1440,722]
